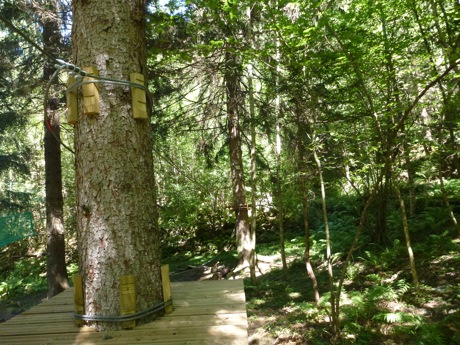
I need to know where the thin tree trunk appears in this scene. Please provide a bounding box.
[403,136,416,217]
[374,178,389,244]
[42,0,69,298]
[73,0,162,330]
[297,125,319,305]
[392,172,420,293]
[438,164,460,236]
[276,119,288,273]
[312,136,339,336]
[273,27,287,274]
[296,116,320,304]
[301,182,320,305]
[247,5,257,284]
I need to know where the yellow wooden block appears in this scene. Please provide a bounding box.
[66,75,78,124]
[120,274,136,329]
[72,274,85,327]
[161,264,173,314]
[82,67,100,116]
[130,72,148,119]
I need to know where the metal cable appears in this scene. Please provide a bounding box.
[43,60,155,155]
[73,298,172,323]
[65,69,154,110]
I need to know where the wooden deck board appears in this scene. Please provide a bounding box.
[0,279,248,345]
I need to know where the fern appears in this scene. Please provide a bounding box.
[367,284,399,302]
[411,324,449,345]
[374,312,403,323]
[396,279,411,295]
[374,311,422,325]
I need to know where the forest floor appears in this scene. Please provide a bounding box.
[0,290,47,323]
[168,231,460,345]
[1,231,459,345]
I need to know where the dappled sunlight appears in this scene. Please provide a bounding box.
[431,253,458,264]
[2,0,460,345]
[241,225,460,344]
[0,280,249,344]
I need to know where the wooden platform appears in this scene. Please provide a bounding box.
[0,279,248,345]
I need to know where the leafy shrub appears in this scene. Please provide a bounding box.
[0,257,46,300]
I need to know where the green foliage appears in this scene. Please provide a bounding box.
[0,257,46,300]
[1,0,460,343]
[0,258,78,301]
[0,4,41,215]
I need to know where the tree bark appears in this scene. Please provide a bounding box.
[403,131,416,217]
[438,164,460,236]
[225,49,251,267]
[275,120,288,273]
[42,0,69,299]
[374,169,390,244]
[274,28,287,274]
[392,172,420,293]
[72,0,162,330]
[312,137,339,337]
[247,4,257,283]
[296,110,320,305]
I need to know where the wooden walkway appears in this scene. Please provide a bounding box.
[0,279,248,345]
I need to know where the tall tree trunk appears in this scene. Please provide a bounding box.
[72,0,162,330]
[296,112,320,305]
[275,119,288,273]
[274,28,287,274]
[312,134,339,337]
[247,5,257,283]
[374,4,402,245]
[42,0,69,299]
[225,50,251,267]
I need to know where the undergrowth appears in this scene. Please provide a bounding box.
[245,224,460,344]
[0,256,78,301]
[1,189,459,344]
[0,257,47,300]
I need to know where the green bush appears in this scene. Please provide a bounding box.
[0,257,46,300]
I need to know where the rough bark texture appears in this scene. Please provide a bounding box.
[43,1,69,299]
[247,6,257,284]
[44,107,69,298]
[72,0,162,330]
[225,50,252,266]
